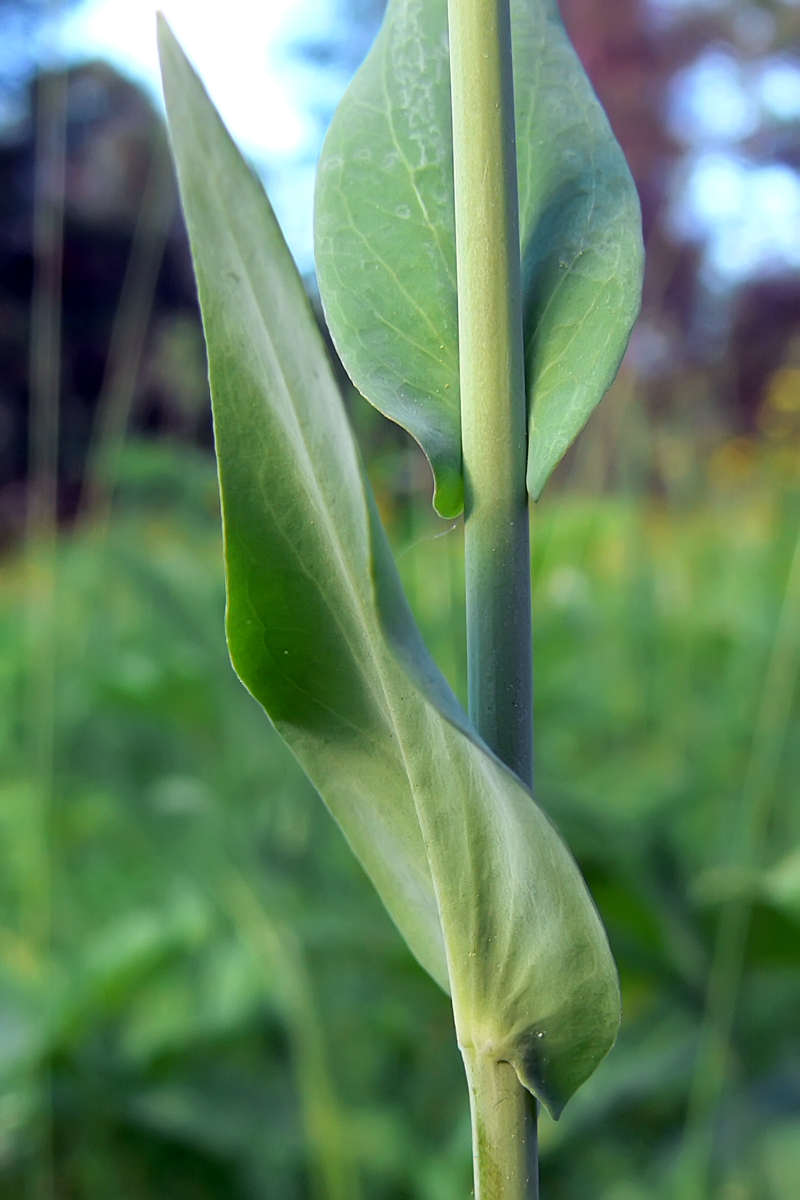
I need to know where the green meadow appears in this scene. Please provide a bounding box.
[2,420,799,1199]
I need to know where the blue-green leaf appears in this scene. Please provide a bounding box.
[159,20,620,1115]
[314,0,643,511]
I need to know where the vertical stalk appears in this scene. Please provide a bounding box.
[448,0,532,786]
[25,62,68,1200]
[80,143,174,524]
[447,1,536,1198]
[463,1051,538,1200]
[221,870,360,1200]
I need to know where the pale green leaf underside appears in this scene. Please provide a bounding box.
[159,20,620,1117]
[314,0,644,513]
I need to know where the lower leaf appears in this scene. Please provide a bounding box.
[159,18,620,1117]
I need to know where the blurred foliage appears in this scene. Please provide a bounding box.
[1,445,469,1200]
[1,414,800,1197]
[0,0,798,1194]
[0,60,203,545]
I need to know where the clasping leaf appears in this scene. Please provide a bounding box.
[159,19,620,1116]
[314,0,644,512]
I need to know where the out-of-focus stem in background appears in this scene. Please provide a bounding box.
[25,51,68,1200]
[676,529,800,1199]
[79,143,175,527]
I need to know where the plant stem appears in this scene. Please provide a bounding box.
[25,58,68,1200]
[463,1050,538,1200]
[80,142,174,524]
[221,870,359,1200]
[447,0,535,1197]
[447,0,531,786]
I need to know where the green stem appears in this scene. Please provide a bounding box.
[447,0,535,1197]
[463,1051,538,1200]
[25,60,68,1200]
[221,870,359,1200]
[447,0,531,785]
[80,143,174,523]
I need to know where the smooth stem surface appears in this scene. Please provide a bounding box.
[447,0,535,1197]
[448,0,531,786]
[464,1051,538,1200]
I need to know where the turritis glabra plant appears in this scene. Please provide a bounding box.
[157,0,643,1195]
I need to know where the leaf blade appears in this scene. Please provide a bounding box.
[158,16,449,992]
[160,19,620,1115]
[314,0,643,509]
[314,0,461,516]
[513,0,644,497]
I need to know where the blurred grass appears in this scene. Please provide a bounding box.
[1,433,800,1198]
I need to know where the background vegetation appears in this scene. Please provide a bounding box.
[1,0,799,1195]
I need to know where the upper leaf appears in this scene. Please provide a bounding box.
[314,0,644,512]
[159,20,620,1116]
[314,0,460,515]
[513,0,644,498]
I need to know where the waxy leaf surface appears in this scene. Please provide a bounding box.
[159,21,620,1116]
[314,0,644,511]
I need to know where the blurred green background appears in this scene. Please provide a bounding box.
[2,0,800,1196]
